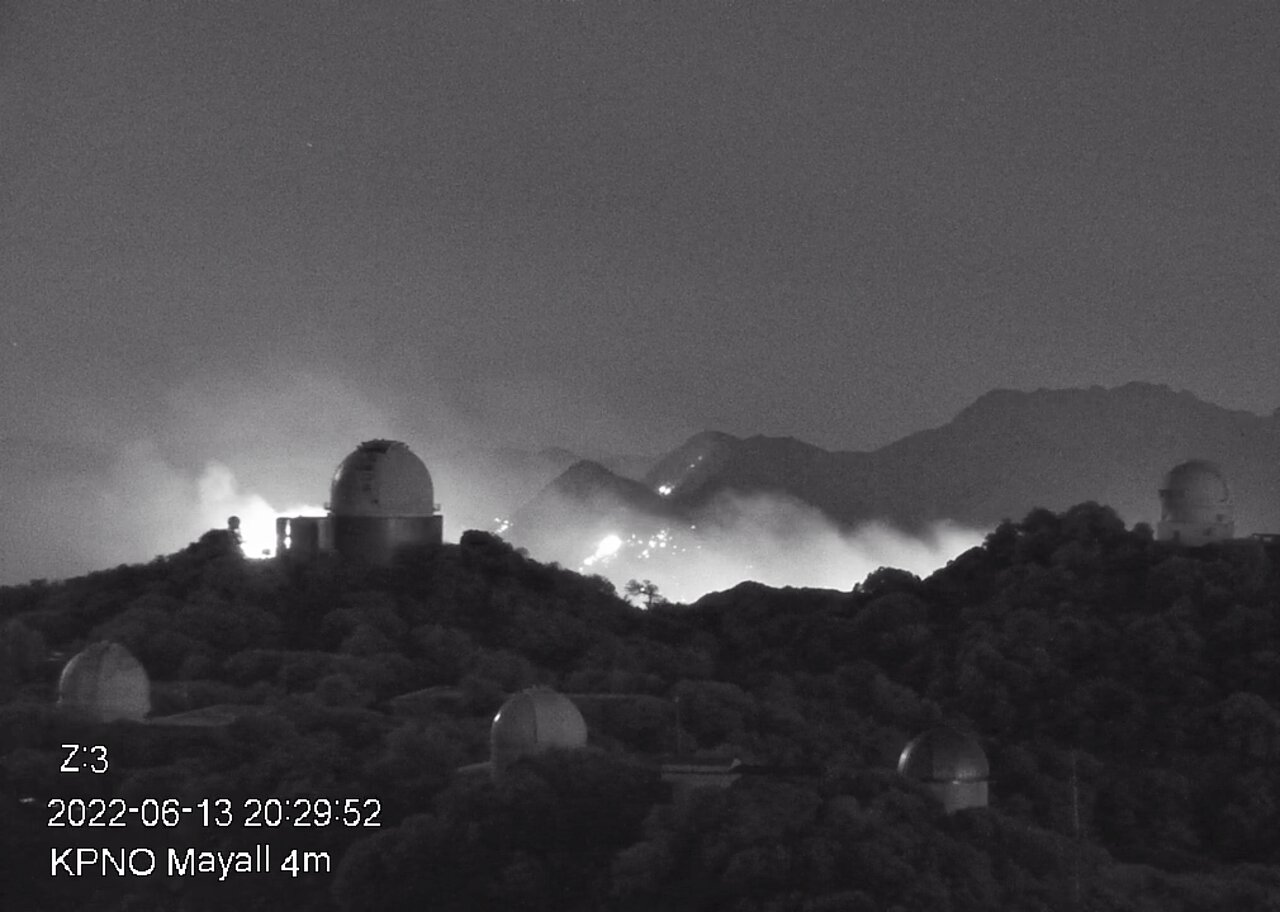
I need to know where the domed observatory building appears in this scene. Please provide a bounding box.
[898,726,989,813]
[490,688,588,779]
[276,439,443,564]
[328,439,443,563]
[1156,460,1234,545]
[58,642,150,723]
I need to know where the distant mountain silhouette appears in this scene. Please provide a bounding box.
[510,383,1280,540]
[511,460,677,543]
[432,447,655,533]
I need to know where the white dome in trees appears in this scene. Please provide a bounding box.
[58,642,150,722]
[490,688,588,774]
[898,726,989,813]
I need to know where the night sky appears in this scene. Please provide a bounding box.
[3,2,1279,582]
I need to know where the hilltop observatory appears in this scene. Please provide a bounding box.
[276,440,443,565]
[1156,460,1234,545]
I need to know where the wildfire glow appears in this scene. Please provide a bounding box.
[232,502,327,558]
[577,526,697,574]
[582,533,624,567]
[196,462,324,559]
[535,492,989,604]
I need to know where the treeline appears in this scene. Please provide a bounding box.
[1,505,1279,910]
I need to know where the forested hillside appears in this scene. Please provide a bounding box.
[2,506,1280,911]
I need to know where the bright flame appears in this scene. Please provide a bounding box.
[196,462,324,559]
[582,533,623,567]
[255,503,327,557]
[532,492,989,604]
[657,484,673,496]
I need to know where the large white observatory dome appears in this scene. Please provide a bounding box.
[490,688,588,774]
[1157,459,1234,545]
[329,439,436,517]
[898,726,989,813]
[277,438,443,564]
[58,642,150,723]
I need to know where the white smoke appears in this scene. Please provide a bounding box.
[2,354,982,595]
[16,442,329,579]
[512,489,988,604]
[0,366,395,584]
[194,462,325,559]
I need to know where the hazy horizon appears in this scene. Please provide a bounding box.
[0,376,994,591]
[5,3,1278,585]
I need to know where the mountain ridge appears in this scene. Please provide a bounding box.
[510,383,1280,545]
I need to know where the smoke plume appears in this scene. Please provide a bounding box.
[506,488,988,604]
